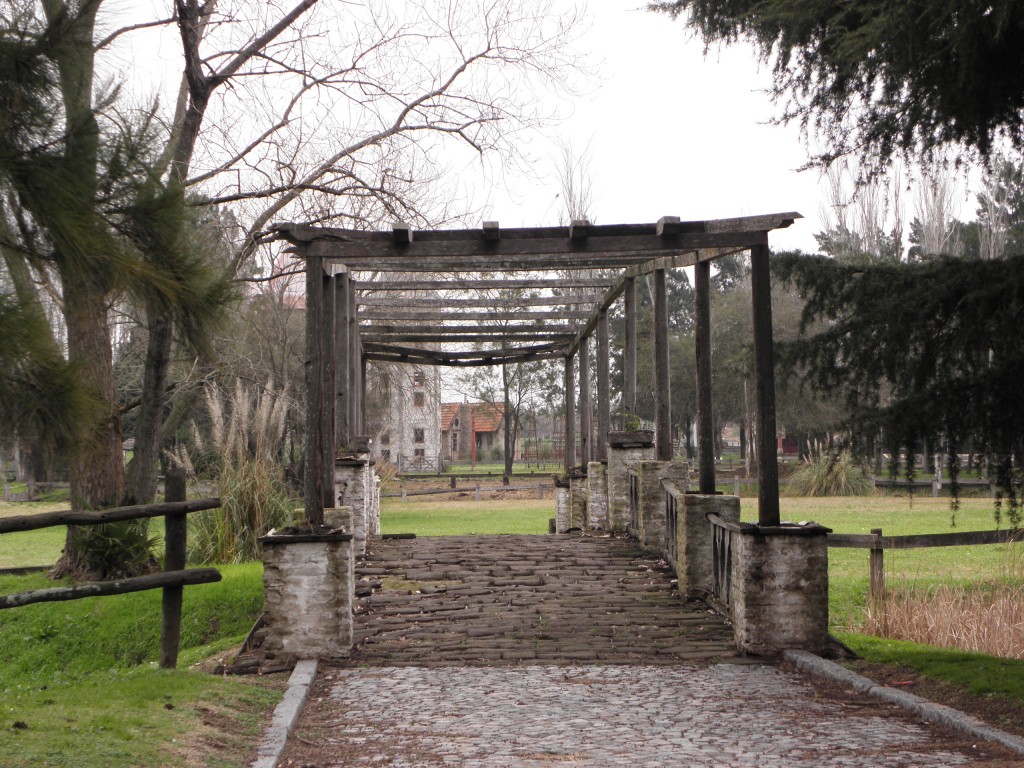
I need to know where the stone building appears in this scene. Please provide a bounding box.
[374,366,442,471]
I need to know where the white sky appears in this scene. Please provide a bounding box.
[482,2,826,252]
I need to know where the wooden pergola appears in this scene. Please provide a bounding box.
[274,212,801,527]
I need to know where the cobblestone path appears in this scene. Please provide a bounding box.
[347,533,735,665]
[278,534,1023,767]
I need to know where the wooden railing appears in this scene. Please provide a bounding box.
[0,471,221,669]
[828,526,1023,600]
[627,467,639,533]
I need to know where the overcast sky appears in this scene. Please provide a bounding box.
[482,2,828,252]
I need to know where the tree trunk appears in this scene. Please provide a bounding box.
[51,284,124,578]
[502,365,513,485]
[125,311,173,505]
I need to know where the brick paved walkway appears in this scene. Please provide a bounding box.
[277,534,1023,767]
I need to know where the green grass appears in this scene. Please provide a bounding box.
[0,563,273,767]
[381,498,552,536]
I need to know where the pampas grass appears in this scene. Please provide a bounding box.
[787,451,874,496]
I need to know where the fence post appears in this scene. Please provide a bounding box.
[869,527,885,603]
[160,468,187,669]
[733,475,740,497]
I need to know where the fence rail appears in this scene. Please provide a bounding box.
[0,471,221,669]
[707,513,738,609]
[662,480,684,568]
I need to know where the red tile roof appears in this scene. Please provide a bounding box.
[441,402,462,432]
[471,402,505,433]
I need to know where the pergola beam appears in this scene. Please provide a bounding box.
[358,309,592,322]
[358,278,614,291]
[357,294,603,308]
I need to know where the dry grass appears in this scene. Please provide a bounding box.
[864,581,1024,659]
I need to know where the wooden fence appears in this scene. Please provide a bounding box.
[827,527,1023,600]
[0,470,221,669]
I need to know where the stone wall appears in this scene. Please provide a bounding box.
[636,460,688,552]
[677,494,740,598]
[334,456,381,552]
[606,432,655,532]
[730,524,830,656]
[554,481,570,533]
[586,462,609,529]
[261,526,354,659]
[569,475,587,530]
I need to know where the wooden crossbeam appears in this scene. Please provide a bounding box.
[362,333,575,343]
[357,294,602,308]
[361,323,581,335]
[358,278,614,291]
[362,341,563,359]
[358,309,591,321]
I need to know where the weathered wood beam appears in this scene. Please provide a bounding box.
[362,342,562,360]
[751,243,780,525]
[580,335,592,465]
[335,270,350,448]
[348,277,360,445]
[358,309,592,322]
[623,276,637,416]
[304,260,325,524]
[695,260,715,494]
[596,310,610,461]
[0,569,223,610]
[358,278,614,291]
[357,294,603,308]
[393,222,413,244]
[653,268,672,461]
[0,498,221,534]
[321,272,336,511]
[483,220,500,241]
[361,333,575,344]
[564,353,576,474]
[361,324,581,335]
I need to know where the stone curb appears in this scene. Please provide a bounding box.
[250,659,319,768]
[784,649,1024,755]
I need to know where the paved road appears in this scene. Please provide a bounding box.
[276,533,1022,767]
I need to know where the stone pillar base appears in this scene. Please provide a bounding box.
[554,479,571,533]
[569,474,587,530]
[335,457,369,553]
[731,522,831,656]
[679,494,740,597]
[261,522,354,659]
[606,431,655,532]
[636,460,688,552]
[587,462,609,529]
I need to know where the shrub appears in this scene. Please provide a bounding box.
[787,451,873,496]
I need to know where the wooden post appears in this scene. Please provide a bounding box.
[321,271,336,511]
[304,256,325,524]
[653,269,672,461]
[335,270,350,449]
[358,353,367,436]
[869,527,885,601]
[564,353,576,474]
[579,335,592,465]
[160,467,187,669]
[623,276,637,418]
[596,310,610,461]
[348,277,360,438]
[695,259,715,494]
[750,243,780,526]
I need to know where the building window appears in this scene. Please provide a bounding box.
[452,434,458,452]
[380,449,391,461]
[413,391,425,407]
[380,432,390,446]
[414,448,426,457]
[453,417,460,428]
[413,370,425,387]
[413,428,425,443]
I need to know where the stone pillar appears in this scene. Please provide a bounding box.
[636,459,688,551]
[261,523,354,660]
[678,494,740,598]
[335,456,369,553]
[731,523,831,656]
[554,478,571,533]
[569,473,587,530]
[606,431,655,532]
[369,474,381,537]
[587,461,609,529]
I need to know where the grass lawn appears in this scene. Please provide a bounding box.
[381,497,552,536]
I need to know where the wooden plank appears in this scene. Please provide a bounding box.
[750,243,780,526]
[358,309,592,322]
[362,342,562,359]
[0,569,222,610]
[564,354,576,474]
[304,260,325,524]
[358,278,614,291]
[579,335,592,465]
[361,333,576,343]
[828,528,1023,549]
[0,499,221,534]
[356,294,603,308]
[482,221,500,241]
[299,230,775,265]
[596,310,610,461]
[393,222,413,243]
[348,277,359,440]
[361,324,581,335]
[695,260,715,494]
[364,350,565,367]
[869,528,884,601]
[160,469,187,669]
[321,272,336,510]
[623,277,636,415]
[335,271,350,448]
[653,269,672,461]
